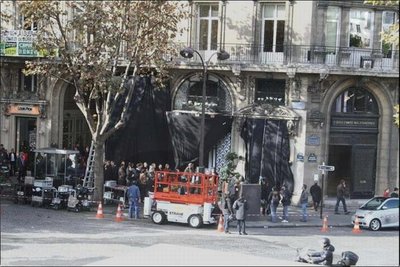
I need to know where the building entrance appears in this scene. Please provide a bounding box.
[15,116,37,171]
[328,87,379,198]
[328,143,376,198]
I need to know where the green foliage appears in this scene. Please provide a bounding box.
[364,0,399,46]
[219,152,244,182]
[364,0,399,128]
[394,105,399,128]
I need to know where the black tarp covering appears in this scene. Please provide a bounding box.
[166,112,232,170]
[240,118,294,193]
[106,76,174,165]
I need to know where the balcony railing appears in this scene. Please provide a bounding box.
[176,43,399,72]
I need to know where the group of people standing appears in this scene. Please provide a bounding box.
[104,161,173,202]
[0,144,29,183]
[218,177,249,235]
[259,177,323,223]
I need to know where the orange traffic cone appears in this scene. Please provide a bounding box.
[115,203,124,222]
[96,202,104,219]
[217,215,224,232]
[321,215,329,232]
[352,216,362,234]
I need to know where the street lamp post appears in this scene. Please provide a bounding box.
[180,47,230,172]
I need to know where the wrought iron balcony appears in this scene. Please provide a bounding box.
[176,43,399,73]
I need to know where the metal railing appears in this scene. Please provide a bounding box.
[176,43,399,72]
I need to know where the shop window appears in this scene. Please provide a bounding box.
[255,79,285,105]
[331,88,378,114]
[262,4,285,52]
[198,4,219,51]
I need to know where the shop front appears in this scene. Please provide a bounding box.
[2,101,47,171]
[327,87,379,198]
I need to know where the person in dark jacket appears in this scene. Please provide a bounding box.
[310,180,322,211]
[390,187,399,198]
[335,179,349,214]
[280,185,291,223]
[268,187,281,223]
[233,196,248,235]
[127,180,141,219]
[308,237,335,265]
[259,176,272,216]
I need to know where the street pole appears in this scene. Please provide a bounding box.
[320,162,325,219]
[180,47,230,173]
[198,65,207,172]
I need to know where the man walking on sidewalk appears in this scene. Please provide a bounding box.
[310,180,322,212]
[335,179,350,215]
[300,184,309,222]
[280,186,291,223]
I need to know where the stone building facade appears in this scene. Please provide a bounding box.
[1,1,398,199]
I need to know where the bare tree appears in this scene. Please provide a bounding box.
[19,0,188,200]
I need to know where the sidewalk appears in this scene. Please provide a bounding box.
[100,197,359,229]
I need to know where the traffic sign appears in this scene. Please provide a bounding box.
[318,165,335,171]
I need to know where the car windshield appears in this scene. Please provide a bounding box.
[360,197,386,210]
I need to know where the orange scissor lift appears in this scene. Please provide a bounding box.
[143,171,219,228]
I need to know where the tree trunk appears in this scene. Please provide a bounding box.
[93,141,105,202]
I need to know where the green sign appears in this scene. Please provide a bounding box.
[0,43,4,55]
[4,42,17,56]
[18,42,36,56]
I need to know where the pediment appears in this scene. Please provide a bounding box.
[235,103,300,121]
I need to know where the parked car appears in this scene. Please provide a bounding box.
[352,197,399,231]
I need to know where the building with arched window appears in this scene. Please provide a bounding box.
[1,1,398,200]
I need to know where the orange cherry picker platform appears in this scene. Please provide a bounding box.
[143,170,219,228]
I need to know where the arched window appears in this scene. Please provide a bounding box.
[174,74,232,114]
[331,88,378,114]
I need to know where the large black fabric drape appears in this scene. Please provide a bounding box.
[166,112,232,170]
[106,76,174,165]
[240,118,294,193]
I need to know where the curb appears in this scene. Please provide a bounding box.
[97,208,352,229]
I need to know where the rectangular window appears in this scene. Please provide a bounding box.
[262,4,286,52]
[325,7,341,52]
[19,69,38,92]
[349,9,373,48]
[255,79,286,105]
[198,4,219,51]
[19,14,37,31]
[382,11,396,58]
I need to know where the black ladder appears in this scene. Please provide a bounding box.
[83,141,95,188]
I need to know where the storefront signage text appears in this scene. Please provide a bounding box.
[7,104,40,116]
[331,118,377,128]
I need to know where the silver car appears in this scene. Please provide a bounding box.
[352,197,399,231]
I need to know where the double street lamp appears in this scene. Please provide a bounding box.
[180,47,230,172]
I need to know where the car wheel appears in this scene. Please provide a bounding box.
[370,218,381,231]
[152,211,166,224]
[188,214,203,228]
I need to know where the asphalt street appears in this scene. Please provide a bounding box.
[1,199,399,266]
